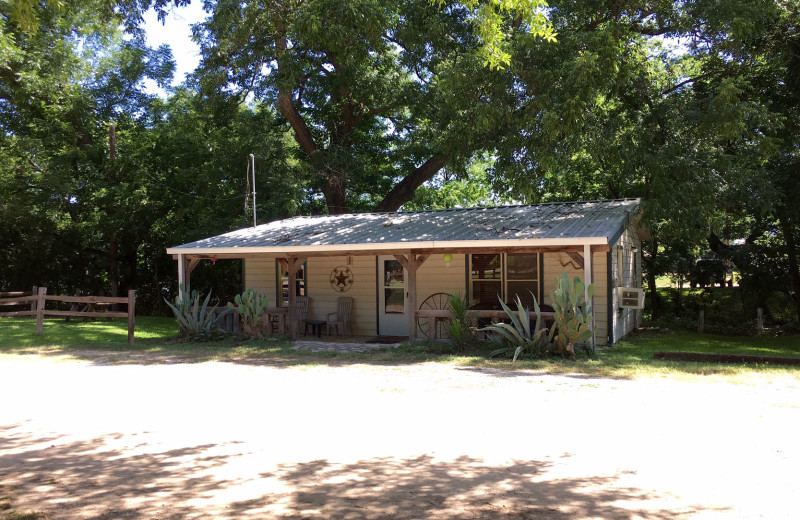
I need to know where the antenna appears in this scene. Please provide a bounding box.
[250,153,257,227]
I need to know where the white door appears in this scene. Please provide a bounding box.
[378,255,408,336]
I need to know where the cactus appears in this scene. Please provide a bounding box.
[551,273,595,357]
[228,288,269,338]
[164,284,228,340]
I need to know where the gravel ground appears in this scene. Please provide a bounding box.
[1,355,798,519]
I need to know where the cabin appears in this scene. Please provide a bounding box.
[166,198,647,345]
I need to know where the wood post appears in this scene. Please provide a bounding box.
[30,285,38,312]
[698,309,705,333]
[583,244,595,351]
[177,254,186,294]
[35,287,46,335]
[757,307,764,333]
[285,256,306,340]
[127,290,136,344]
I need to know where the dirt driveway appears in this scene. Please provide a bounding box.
[1,355,798,519]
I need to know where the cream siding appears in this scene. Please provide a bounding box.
[244,258,277,299]
[609,224,643,344]
[542,252,609,346]
[243,247,633,344]
[305,256,377,336]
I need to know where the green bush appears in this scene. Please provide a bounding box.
[482,292,553,361]
[443,293,478,353]
[164,284,228,340]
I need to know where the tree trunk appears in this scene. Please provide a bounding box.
[644,234,660,319]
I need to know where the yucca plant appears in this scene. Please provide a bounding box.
[551,272,595,357]
[443,293,477,354]
[482,292,554,362]
[164,284,228,340]
[228,288,270,338]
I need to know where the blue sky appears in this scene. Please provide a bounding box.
[142,2,207,92]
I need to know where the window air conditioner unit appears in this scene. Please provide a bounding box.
[617,287,645,309]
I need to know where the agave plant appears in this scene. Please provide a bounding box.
[165,284,228,340]
[551,273,594,356]
[482,292,554,362]
[228,288,269,338]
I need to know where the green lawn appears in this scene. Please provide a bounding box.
[1,316,799,380]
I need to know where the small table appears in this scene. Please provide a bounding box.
[305,319,326,338]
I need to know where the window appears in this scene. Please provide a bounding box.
[278,261,306,306]
[383,259,404,314]
[470,253,539,308]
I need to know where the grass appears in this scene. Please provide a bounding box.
[1,316,799,380]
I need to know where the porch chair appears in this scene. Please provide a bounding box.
[294,296,310,335]
[326,297,353,336]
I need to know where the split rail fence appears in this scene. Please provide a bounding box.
[0,287,136,344]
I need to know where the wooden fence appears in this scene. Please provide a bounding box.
[0,287,136,344]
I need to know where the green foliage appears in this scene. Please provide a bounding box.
[228,288,270,338]
[482,292,553,361]
[551,273,594,357]
[443,293,478,353]
[164,285,228,340]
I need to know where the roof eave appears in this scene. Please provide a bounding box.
[166,236,611,256]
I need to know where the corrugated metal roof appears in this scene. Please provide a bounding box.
[167,198,641,254]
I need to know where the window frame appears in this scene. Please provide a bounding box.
[468,253,541,307]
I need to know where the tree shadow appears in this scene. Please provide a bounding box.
[0,429,726,519]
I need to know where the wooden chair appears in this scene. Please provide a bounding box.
[327,297,353,336]
[294,296,310,335]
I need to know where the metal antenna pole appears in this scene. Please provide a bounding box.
[250,153,257,227]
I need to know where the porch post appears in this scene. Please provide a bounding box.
[287,256,297,341]
[407,251,418,343]
[584,244,596,349]
[177,254,186,297]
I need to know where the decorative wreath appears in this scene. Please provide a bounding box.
[330,265,354,292]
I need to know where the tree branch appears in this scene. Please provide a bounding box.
[375,156,448,211]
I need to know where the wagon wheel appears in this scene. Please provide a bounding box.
[417,292,454,339]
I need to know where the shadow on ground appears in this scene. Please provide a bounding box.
[0,428,720,519]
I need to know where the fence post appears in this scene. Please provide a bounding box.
[128,290,136,344]
[30,285,38,313]
[757,307,764,334]
[698,309,705,334]
[35,287,47,334]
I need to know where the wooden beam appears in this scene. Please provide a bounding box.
[177,254,186,291]
[407,251,418,343]
[35,287,46,335]
[186,258,201,276]
[584,244,595,350]
[393,254,410,270]
[128,290,136,345]
[285,256,306,340]
[170,244,610,261]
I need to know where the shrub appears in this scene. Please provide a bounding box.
[164,284,228,340]
[482,292,553,361]
[443,293,478,353]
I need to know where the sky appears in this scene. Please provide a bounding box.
[141,2,207,93]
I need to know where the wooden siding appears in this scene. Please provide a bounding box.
[244,258,277,299]
[305,256,377,336]
[610,224,643,344]
[542,252,609,346]
[244,250,617,343]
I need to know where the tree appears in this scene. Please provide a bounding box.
[193,0,556,214]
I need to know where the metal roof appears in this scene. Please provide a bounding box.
[167,198,641,255]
